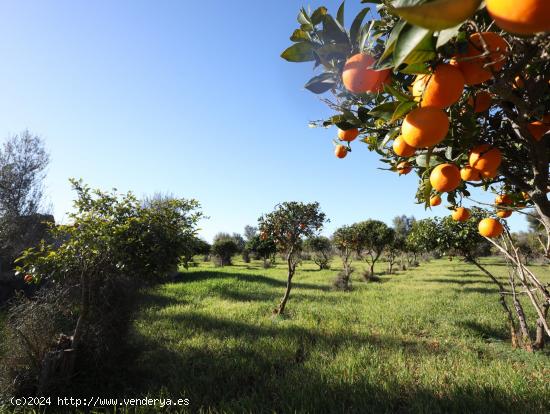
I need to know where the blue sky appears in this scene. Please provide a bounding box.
[0,0,529,241]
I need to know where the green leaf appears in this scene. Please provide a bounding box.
[304,73,338,94]
[390,101,417,123]
[393,24,434,68]
[358,107,371,123]
[311,7,328,25]
[350,8,371,46]
[297,8,311,25]
[337,1,346,26]
[301,23,314,32]
[322,14,349,44]
[368,102,400,121]
[314,43,351,61]
[281,42,315,62]
[436,25,461,49]
[383,83,412,102]
[399,62,431,74]
[377,20,407,65]
[379,128,400,150]
[290,29,311,42]
[415,153,441,168]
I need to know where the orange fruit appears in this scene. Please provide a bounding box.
[467,91,492,113]
[527,121,549,141]
[512,75,525,89]
[392,136,416,157]
[342,54,391,94]
[430,163,461,193]
[412,64,465,109]
[24,274,34,283]
[478,218,504,238]
[401,107,449,148]
[495,194,512,205]
[469,144,502,173]
[430,195,442,207]
[460,166,481,182]
[338,128,359,142]
[451,32,509,85]
[452,207,471,222]
[481,169,499,179]
[486,0,550,35]
[496,209,512,218]
[335,145,348,159]
[397,161,412,175]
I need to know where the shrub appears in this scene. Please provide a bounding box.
[7,180,202,396]
[304,236,333,270]
[211,234,240,266]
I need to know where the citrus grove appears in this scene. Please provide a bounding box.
[281,0,550,350]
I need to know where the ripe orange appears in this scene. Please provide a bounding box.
[452,207,470,222]
[430,163,461,193]
[430,194,442,207]
[469,144,502,173]
[451,32,509,85]
[478,218,504,238]
[401,107,449,148]
[335,145,348,159]
[495,194,512,205]
[392,136,416,157]
[460,166,481,182]
[467,91,492,113]
[397,162,412,175]
[496,209,512,218]
[412,64,465,109]
[527,121,549,141]
[512,75,525,89]
[338,128,359,142]
[342,54,391,94]
[24,274,33,283]
[486,0,550,35]
[481,169,499,179]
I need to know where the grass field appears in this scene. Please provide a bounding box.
[107,257,550,413]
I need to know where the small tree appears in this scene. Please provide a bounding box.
[332,225,360,290]
[211,233,239,266]
[355,220,395,279]
[246,234,277,268]
[181,237,211,269]
[14,180,202,392]
[258,202,326,315]
[0,131,50,269]
[304,236,333,270]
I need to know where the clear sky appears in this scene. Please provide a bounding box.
[0,0,529,241]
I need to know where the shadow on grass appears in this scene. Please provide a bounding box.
[458,320,509,341]
[419,278,496,286]
[113,311,548,414]
[176,270,331,292]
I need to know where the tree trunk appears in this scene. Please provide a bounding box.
[534,303,549,350]
[277,251,295,315]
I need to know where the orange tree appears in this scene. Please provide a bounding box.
[258,201,326,315]
[282,1,549,348]
[332,224,362,289]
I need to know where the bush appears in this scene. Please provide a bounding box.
[211,234,240,266]
[304,236,333,270]
[4,180,202,396]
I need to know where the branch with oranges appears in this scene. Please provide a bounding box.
[281,0,550,241]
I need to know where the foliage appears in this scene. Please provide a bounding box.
[355,219,395,277]
[211,233,240,266]
[304,236,334,270]
[258,201,326,314]
[281,1,550,231]
[0,131,50,269]
[246,235,277,268]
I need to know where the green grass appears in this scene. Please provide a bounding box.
[118,257,550,413]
